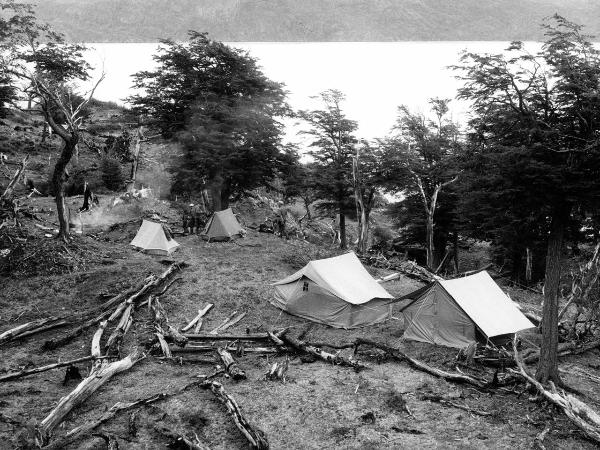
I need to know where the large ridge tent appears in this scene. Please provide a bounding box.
[398,271,534,348]
[271,252,394,329]
[130,219,179,255]
[201,208,244,242]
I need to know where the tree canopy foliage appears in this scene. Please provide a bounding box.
[453,15,600,382]
[297,90,358,248]
[130,32,294,210]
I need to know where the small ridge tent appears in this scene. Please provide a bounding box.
[201,208,244,242]
[398,271,534,349]
[271,252,394,329]
[130,219,179,255]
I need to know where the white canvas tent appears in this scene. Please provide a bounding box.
[271,252,394,329]
[130,220,179,255]
[201,208,244,242]
[399,271,534,348]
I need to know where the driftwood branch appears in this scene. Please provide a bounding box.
[0,355,108,383]
[217,347,247,380]
[512,336,600,444]
[36,349,144,446]
[281,333,366,371]
[354,338,486,387]
[200,380,269,449]
[181,303,214,332]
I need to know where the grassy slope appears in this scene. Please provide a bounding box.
[1,222,599,448]
[1,110,599,448]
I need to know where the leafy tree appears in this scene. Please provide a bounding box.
[298,89,357,249]
[384,99,461,270]
[282,161,320,218]
[131,32,293,210]
[1,1,101,241]
[453,16,600,383]
[351,140,388,253]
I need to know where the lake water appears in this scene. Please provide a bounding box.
[82,42,538,145]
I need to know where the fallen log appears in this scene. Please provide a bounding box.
[1,317,65,346]
[522,340,600,364]
[182,303,214,332]
[156,333,172,358]
[185,333,271,341]
[91,320,107,359]
[217,347,247,380]
[512,337,600,444]
[149,296,188,348]
[36,349,144,446]
[218,312,247,332]
[171,345,278,354]
[281,333,366,371]
[209,311,247,335]
[267,330,285,348]
[39,265,181,353]
[42,372,211,450]
[200,380,269,449]
[156,425,211,450]
[354,338,486,387]
[0,355,109,383]
[105,303,134,355]
[417,392,492,417]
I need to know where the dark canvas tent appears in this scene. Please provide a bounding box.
[130,220,179,255]
[399,271,534,348]
[201,208,244,242]
[271,252,394,329]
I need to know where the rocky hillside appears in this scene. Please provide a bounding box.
[35,0,600,42]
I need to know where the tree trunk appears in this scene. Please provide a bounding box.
[425,209,435,269]
[52,136,78,242]
[536,204,570,384]
[526,247,533,284]
[339,211,347,250]
[208,172,224,212]
[303,197,312,219]
[453,231,460,273]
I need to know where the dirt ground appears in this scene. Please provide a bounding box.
[1,203,600,449]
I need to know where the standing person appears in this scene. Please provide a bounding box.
[275,201,289,240]
[191,203,202,234]
[182,204,193,235]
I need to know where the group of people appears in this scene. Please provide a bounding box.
[182,203,207,234]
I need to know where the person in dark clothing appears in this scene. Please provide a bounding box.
[182,204,193,235]
[191,203,203,233]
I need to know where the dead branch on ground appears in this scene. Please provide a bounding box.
[200,380,269,449]
[417,392,492,417]
[511,336,600,444]
[217,347,247,380]
[36,349,144,446]
[354,338,486,387]
[0,355,109,382]
[182,303,214,332]
[281,332,366,371]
